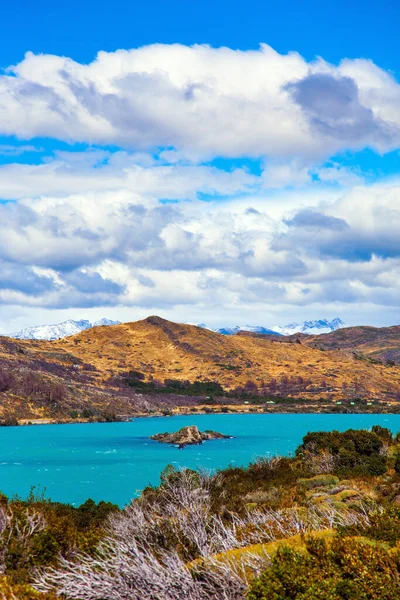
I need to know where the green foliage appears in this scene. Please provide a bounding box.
[394,451,400,474]
[298,475,339,490]
[163,379,224,395]
[207,456,306,513]
[123,370,225,396]
[125,370,149,389]
[2,495,118,588]
[341,506,400,547]
[248,536,400,600]
[0,577,57,600]
[159,465,200,489]
[297,429,387,476]
[371,425,393,444]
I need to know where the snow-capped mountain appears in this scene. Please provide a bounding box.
[270,318,345,336]
[198,318,345,337]
[217,325,281,336]
[198,324,282,336]
[8,318,121,341]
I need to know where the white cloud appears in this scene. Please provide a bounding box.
[0,42,399,330]
[1,44,400,159]
[0,164,398,327]
[0,150,255,200]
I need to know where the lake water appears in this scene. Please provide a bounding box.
[1,413,400,507]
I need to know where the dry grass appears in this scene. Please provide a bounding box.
[58,316,400,400]
[0,316,400,421]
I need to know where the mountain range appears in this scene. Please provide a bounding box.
[8,318,120,341]
[199,318,345,337]
[5,317,344,341]
[198,324,281,336]
[270,318,345,336]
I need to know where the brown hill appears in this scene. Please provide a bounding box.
[299,325,400,364]
[0,316,400,421]
[58,316,400,398]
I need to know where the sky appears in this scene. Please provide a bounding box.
[0,0,399,332]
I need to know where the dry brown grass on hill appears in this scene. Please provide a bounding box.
[300,324,400,364]
[57,316,400,400]
[0,335,155,421]
[0,316,400,422]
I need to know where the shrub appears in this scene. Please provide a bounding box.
[248,536,400,600]
[0,577,57,599]
[371,425,393,444]
[297,429,388,476]
[394,451,400,475]
[0,369,15,392]
[298,474,339,490]
[341,506,400,547]
[0,495,118,589]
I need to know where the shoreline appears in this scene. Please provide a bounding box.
[13,401,400,427]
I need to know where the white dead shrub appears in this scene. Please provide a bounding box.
[34,468,371,600]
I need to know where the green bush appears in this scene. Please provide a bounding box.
[394,451,400,474]
[341,506,400,546]
[1,496,118,587]
[248,536,400,600]
[371,425,393,444]
[298,474,339,490]
[297,429,387,476]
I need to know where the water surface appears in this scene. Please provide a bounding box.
[0,413,399,506]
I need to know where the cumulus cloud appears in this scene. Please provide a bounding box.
[1,44,400,159]
[0,42,399,328]
[0,261,55,295]
[276,183,400,261]
[0,168,398,321]
[284,209,350,232]
[285,73,395,145]
[0,150,255,200]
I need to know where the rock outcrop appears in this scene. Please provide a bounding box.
[151,425,232,448]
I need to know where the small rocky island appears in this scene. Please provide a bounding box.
[151,425,233,448]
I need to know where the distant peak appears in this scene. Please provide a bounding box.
[198,324,282,336]
[198,318,345,337]
[331,317,345,326]
[271,318,346,336]
[6,318,120,341]
[92,318,120,327]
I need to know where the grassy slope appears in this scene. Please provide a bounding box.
[302,325,400,364]
[0,316,400,419]
[60,316,400,397]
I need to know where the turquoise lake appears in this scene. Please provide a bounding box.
[1,413,400,507]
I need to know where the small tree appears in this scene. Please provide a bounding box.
[394,450,400,475]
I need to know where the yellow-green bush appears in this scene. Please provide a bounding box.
[298,474,339,490]
[247,536,400,600]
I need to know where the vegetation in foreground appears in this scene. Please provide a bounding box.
[2,426,400,598]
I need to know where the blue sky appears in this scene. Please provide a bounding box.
[0,0,399,332]
[2,0,400,69]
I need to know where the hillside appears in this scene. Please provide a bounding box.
[58,316,400,401]
[1,316,400,422]
[300,325,400,364]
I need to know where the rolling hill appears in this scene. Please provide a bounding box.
[0,316,399,422]
[301,325,400,364]
[57,316,399,394]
